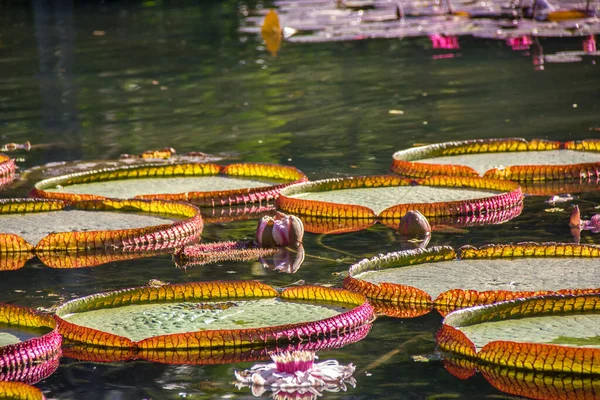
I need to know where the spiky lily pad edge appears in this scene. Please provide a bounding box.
[62,323,372,365]
[0,154,16,191]
[54,281,373,350]
[344,243,600,317]
[0,303,62,383]
[277,175,523,221]
[437,293,600,374]
[442,355,600,400]
[30,162,308,206]
[391,137,600,181]
[0,381,46,400]
[0,197,203,254]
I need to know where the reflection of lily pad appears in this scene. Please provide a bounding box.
[437,293,600,374]
[345,243,600,316]
[55,281,373,349]
[443,355,600,399]
[63,323,371,365]
[392,138,600,181]
[0,198,202,251]
[278,175,523,224]
[31,162,307,206]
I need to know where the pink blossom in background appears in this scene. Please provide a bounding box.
[430,34,460,50]
[584,35,596,53]
[507,36,533,51]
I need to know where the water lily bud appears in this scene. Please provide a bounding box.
[256,216,277,247]
[569,205,581,227]
[256,213,304,247]
[399,211,431,238]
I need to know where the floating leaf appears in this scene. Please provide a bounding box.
[31,162,307,206]
[173,240,279,269]
[438,293,600,374]
[0,381,46,400]
[345,243,600,317]
[55,281,372,349]
[277,175,523,228]
[392,138,600,182]
[0,198,202,252]
[63,323,371,365]
[0,304,61,385]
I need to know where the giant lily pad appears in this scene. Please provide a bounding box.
[62,323,371,365]
[392,138,600,182]
[0,153,15,191]
[55,281,373,349]
[30,162,307,206]
[0,198,202,252]
[0,382,46,400]
[437,293,600,374]
[277,175,523,227]
[0,304,61,385]
[344,243,600,317]
[442,355,600,399]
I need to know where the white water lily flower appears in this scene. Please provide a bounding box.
[235,350,356,399]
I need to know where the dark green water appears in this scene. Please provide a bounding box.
[1,0,600,398]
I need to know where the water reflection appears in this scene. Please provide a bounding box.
[33,0,82,162]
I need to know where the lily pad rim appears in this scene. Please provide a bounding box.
[54,281,372,349]
[30,161,309,202]
[0,197,203,252]
[277,174,522,219]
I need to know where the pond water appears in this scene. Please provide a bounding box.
[1,0,600,398]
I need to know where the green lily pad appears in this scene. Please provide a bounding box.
[63,298,348,342]
[46,176,284,198]
[417,151,600,176]
[291,186,501,215]
[356,257,600,299]
[0,325,49,347]
[459,314,600,350]
[0,210,180,246]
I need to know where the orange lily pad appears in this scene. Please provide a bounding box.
[437,293,600,374]
[0,198,202,252]
[345,243,600,317]
[55,281,373,350]
[392,138,600,182]
[30,162,307,206]
[277,175,523,227]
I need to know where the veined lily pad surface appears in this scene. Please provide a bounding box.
[62,325,371,365]
[0,198,202,251]
[0,382,46,400]
[392,138,600,182]
[55,281,373,349]
[30,162,307,206]
[277,175,523,224]
[345,243,600,316]
[437,293,600,374]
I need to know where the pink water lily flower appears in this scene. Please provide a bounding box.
[507,36,533,51]
[235,350,356,398]
[430,34,460,50]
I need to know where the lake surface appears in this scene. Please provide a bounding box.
[1,0,599,398]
